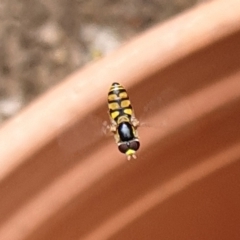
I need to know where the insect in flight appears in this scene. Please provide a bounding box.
[107,82,140,160]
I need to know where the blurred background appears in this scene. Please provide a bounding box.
[0,0,205,123]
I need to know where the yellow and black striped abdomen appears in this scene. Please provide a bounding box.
[108,82,133,123]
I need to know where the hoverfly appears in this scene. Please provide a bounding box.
[107,82,140,160]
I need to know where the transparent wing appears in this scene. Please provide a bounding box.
[57,114,111,156]
[138,87,192,130]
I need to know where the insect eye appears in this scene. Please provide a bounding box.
[129,140,140,151]
[118,143,129,153]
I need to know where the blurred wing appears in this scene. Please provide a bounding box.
[57,114,111,156]
[139,88,192,130]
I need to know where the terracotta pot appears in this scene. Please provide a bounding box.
[0,0,240,239]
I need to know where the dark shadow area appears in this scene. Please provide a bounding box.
[110,159,240,240]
